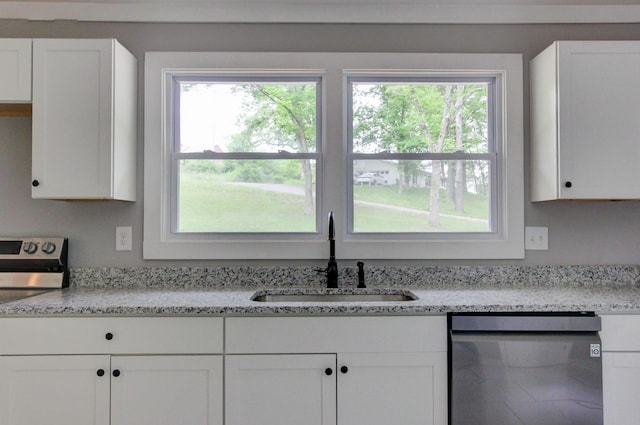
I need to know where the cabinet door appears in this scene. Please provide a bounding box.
[603,352,640,425]
[0,39,31,102]
[110,355,223,425]
[0,355,110,425]
[558,42,640,199]
[338,352,447,425]
[226,354,337,425]
[31,38,136,200]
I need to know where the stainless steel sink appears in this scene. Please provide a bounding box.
[251,291,418,303]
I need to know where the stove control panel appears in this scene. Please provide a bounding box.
[0,237,67,260]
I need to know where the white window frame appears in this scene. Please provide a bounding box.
[144,52,524,260]
[345,74,499,238]
[170,74,324,236]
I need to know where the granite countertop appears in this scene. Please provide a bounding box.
[2,265,640,316]
[1,284,640,316]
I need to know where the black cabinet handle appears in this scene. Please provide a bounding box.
[31,180,40,187]
[564,181,572,188]
[325,368,333,376]
[105,332,114,341]
[340,366,349,374]
[96,369,105,377]
[112,369,121,377]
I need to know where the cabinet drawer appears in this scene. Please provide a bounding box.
[601,315,640,351]
[226,316,447,354]
[0,317,223,354]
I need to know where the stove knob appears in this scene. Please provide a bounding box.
[42,242,56,254]
[23,242,38,254]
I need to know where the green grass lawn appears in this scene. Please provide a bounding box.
[353,185,489,219]
[179,176,316,232]
[353,204,488,232]
[179,172,490,233]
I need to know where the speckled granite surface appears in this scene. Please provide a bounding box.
[1,265,640,316]
[68,265,640,288]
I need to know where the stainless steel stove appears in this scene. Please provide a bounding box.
[0,237,68,304]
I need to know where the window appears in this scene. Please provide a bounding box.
[173,77,321,234]
[144,52,523,259]
[347,77,496,236]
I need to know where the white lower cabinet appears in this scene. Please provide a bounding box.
[602,352,640,425]
[0,355,110,425]
[226,354,337,425]
[0,317,224,425]
[0,354,222,425]
[0,315,446,425]
[111,355,223,425]
[226,352,445,425]
[225,316,448,425]
[338,352,445,425]
[601,315,640,425]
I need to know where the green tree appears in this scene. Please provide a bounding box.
[235,83,317,215]
[353,84,437,194]
[446,84,487,212]
[352,82,488,227]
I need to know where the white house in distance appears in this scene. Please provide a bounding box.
[353,159,398,185]
[353,159,430,187]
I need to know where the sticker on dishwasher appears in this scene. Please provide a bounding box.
[590,344,601,358]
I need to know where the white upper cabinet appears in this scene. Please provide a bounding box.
[530,41,640,201]
[0,39,31,102]
[31,38,137,201]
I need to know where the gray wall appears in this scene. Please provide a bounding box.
[1,21,640,267]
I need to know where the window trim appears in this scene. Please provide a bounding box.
[169,75,324,236]
[144,52,523,259]
[345,74,499,239]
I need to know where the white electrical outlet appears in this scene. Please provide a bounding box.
[116,226,132,251]
[525,226,548,250]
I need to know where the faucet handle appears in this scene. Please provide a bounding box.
[357,261,366,288]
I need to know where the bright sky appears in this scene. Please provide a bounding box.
[179,84,245,153]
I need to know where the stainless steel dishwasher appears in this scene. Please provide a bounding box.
[448,312,603,425]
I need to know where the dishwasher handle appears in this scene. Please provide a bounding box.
[450,313,601,332]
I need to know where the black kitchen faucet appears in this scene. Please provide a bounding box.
[326,211,338,288]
